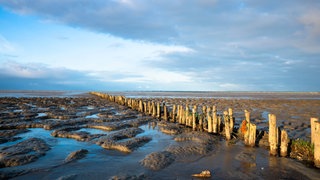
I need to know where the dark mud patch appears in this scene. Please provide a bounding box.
[96,127,150,153]
[0,129,29,144]
[140,151,176,170]
[0,138,50,168]
[158,121,183,135]
[101,136,151,153]
[65,149,88,163]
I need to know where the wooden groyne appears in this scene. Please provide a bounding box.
[90,92,319,168]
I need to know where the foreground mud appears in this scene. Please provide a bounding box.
[0,92,319,179]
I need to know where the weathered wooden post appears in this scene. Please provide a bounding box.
[200,106,206,131]
[182,105,186,125]
[179,105,183,124]
[245,122,256,147]
[269,114,278,156]
[157,102,161,119]
[245,110,250,123]
[185,105,190,126]
[207,107,213,133]
[243,110,254,146]
[224,111,231,140]
[139,100,143,112]
[212,106,218,133]
[217,115,222,133]
[311,117,319,145]
[192,105,197,131]
[147,101,152,115]
[172,104,176,122]
[177,105,181,124]
[314,121,320,168]
[280,129,289,157]
[163,104,168,121]
[143,102,147,114]
[228,108,234,133]
[152,102,156,117]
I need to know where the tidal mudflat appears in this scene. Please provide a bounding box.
[0,91,320,179]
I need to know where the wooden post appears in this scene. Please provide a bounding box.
[185,105,189,126]
[177,105,181,124]
[163,104,168,121]
[245,122,256,147]
[192,105,197,131]
[228,108,234,133]
[314,121,320,168]
[157,102,161,118]
[207,107,212,133]
[245,110,250,123]
[200,106,206,131]
[181,106,186,125]
[224,111,231,140]
[172,104,176,122]
[269,114,278,156]
[143,102,147,114]
[311,117,319,145]
[217,115,221,133]
[179,105,184,124]
[280,129,289,157]
[139,100,143,112]
[212,106,218,133]
[152,102,156,117]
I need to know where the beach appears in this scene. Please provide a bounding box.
[0,91,319,179]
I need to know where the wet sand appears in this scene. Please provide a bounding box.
[0,91,320,179]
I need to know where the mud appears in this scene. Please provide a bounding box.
[0,91,319,179]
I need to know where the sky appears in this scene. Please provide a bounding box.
[0,0,319,91]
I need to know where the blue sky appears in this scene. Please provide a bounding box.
[0,0,319,91]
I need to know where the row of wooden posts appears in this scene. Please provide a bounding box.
[90,92,320,168]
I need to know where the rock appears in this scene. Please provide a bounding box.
[65,149,88,163]
[192,170,211,178]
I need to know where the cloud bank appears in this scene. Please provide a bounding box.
[0,0,319,91]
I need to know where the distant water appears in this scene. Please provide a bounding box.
[0,90,88,97]
[0,90,319,99]
[105,91,320,100]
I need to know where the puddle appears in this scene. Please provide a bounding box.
[261,111,269,123]
[36,113,47,118]
[76,128,107,135]
[85,114,99,119]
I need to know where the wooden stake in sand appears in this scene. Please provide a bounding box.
[157,102,161,118]
[212,106,218,133]
[243,110,256,146]
[172,104,176,122]
[192,105,197,131]
[245,110,250,123]
[280,129,289,157]
[228,108,234,133]
[143,102,147,114]
[207,107,213,133]
[139,100,143,112]
[248,123,256,147]
[163,104,168,121]
[185,105,189,126]
[223,111,231,140]
[314,121,320,168]
[217,115,222,133]
[152,102,156,118]
[269,114,278,156]
[147,101,151,115]
[311,117,319,145]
